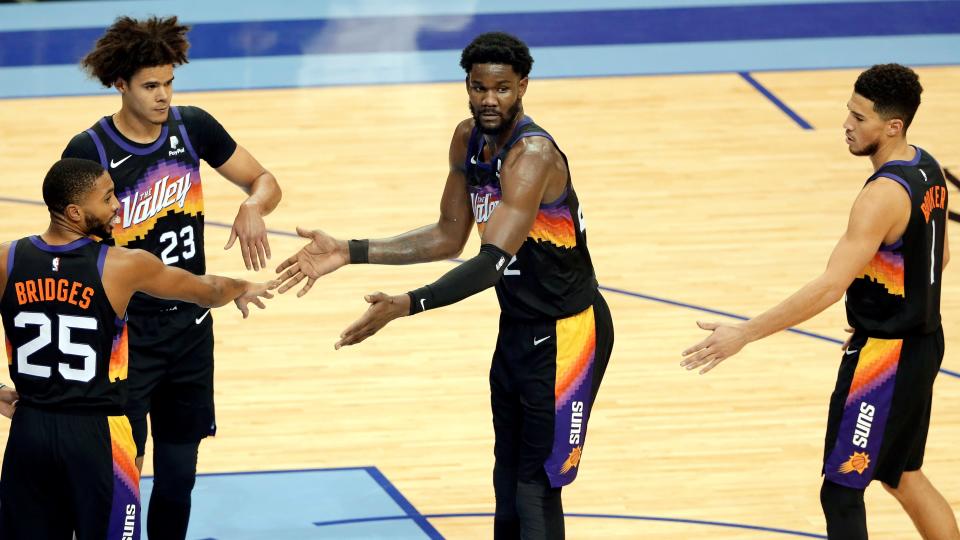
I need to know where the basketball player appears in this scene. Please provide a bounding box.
[0,158,275,540]
[61,16,282,538]
[681,64,959,539]
[276,32,614,539]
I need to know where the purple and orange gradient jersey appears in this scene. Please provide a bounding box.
[846,147,947,337]
[1,237,127,413]
[465,116,598,320]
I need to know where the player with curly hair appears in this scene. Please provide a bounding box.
[60,16,282,539]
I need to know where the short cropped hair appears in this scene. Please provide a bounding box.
[460,32,534,78]
[81,15,190,87]
[42,158,105,214]
[854,63,923,130]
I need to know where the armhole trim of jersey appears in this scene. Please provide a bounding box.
[85,129,108,169]
[97,244,108,278]
[6,239,18,277]
[171,106,200,163]
[871,172,913,198]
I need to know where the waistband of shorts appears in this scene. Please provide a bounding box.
[19,400,124,416]
[857,324,942,340]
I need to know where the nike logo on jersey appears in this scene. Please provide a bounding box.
[110,155,132,168]
[845,348,859,356]
[195,309,211,324]
[533,336,550,346]
[470,154,478,165]
[920,169,928,182]
[119,173,193,228]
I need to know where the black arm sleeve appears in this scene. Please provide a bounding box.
[407,243,511,315]
[179,106,238,168]
[61,132,100,163]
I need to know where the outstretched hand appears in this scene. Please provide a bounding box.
[225,202,271,271]
[276,227,349,297]
[235,279,280,318]
[0,385,18,419]
[680,321,749,374]
[335,292,410,349]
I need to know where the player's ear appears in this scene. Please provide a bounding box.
[114,78,127,94]
[63,203,84,226]
[886,118,904,137]
[518,77,528,99]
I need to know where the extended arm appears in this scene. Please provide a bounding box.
[334,136,563,348]
[103,248,276,318]
[681,178,911,373]
[275,121,476,296]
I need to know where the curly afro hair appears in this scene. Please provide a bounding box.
[854,63,923,130]
[460,32,533,78]
[81,15,190,87]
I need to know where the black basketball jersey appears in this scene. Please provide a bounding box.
[72,107,206,313]
[465,116,598,320]
[1,237,127,413]
[846,146,947,337]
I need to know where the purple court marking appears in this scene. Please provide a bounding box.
[1,194,958,382]
[739,72,814,130]
[313,511,827,538]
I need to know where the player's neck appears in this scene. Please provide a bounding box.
[41,219,86,246]
[113,108,163,143]
[483,110,525,154]
[870,138,914,170]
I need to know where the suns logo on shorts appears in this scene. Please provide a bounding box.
[838,451,871,475]
[560,446,583,474]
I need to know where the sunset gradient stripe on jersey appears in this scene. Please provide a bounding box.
[107,415,140,539]
[108,324,128,382]
[555,305,596,407]
[529,205,576,248]
[5,336,11,365]
[112,160,204,246]
[857,251,905,297]
[109,416,139,496]
[845,338,902,407]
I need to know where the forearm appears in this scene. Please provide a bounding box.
[742,275,846,343]
[366,224,463,265]
[241,172,281,215]
[195,275,247,307]
[407,244,509,313]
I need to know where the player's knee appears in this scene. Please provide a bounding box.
[151,441,199,501]
[820,479,864,514]
[883,469,924,500]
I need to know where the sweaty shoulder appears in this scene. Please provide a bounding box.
[506,134,563,168]
[61,131,100,162]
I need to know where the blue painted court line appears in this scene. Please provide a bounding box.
[366,467,445,540]
[0,194,957,380]
[2,2,958,68]
[0,0,937,32]
[313,511,827,538]
[739,72,814,130]
[3,34,959,99]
